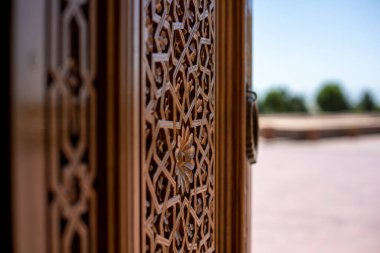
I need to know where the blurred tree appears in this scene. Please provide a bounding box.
[288,96,308,113]
[357,91,378,112]
[259,88,307,113]
[262,88,288,113]
[316,82,349,112]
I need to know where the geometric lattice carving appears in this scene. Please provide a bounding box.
[142,0,215,252]
[47,0,97,252]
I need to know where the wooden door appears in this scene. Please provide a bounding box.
[10,0,251,252]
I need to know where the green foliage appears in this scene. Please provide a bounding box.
[262,89,288,113]
[259,88,307,113]
[316,82,350,112]
[288,96,308,112]
[357,91,378,112]
[259,83,379,114]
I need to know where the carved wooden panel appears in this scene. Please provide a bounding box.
[142,0,216,252]
[46,0,97,252]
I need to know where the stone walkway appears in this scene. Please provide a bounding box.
[251,136,380,253]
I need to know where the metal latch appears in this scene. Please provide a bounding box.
[246,90,259,164]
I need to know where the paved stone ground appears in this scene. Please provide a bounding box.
[251,135,380,253]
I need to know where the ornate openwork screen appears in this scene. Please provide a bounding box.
[142,0,216,251]
[46,0,98,252]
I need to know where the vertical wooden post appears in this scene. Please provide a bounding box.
[216,0,249,251]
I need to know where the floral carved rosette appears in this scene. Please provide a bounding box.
[175,127,195,194]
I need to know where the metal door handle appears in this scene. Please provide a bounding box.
[246,90,259,164]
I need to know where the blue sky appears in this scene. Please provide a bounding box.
[253,0,380,105]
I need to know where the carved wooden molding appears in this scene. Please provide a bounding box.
[216,0,249,252]
[142,0,216,251]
